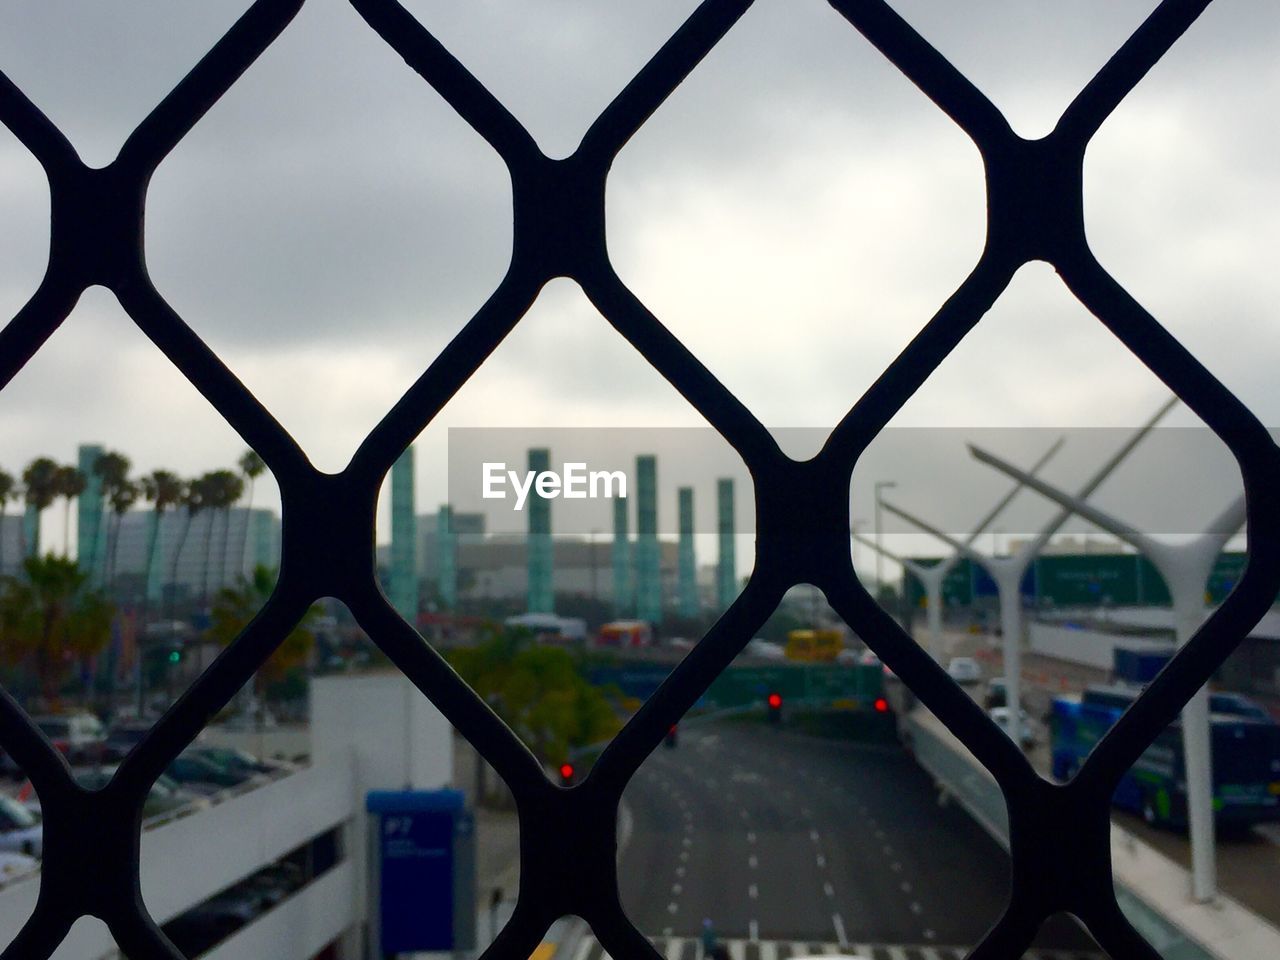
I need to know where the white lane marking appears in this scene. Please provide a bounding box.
[882,844,893,856]
[749,920,759,943]
[682,836,692,847]
[748,854,758,869]
[676,865,686,877]
[663,937,685,960]
[680,850,689,862]
[672,883,682,895]
[747,831,757,844]
[571,933,594,960]
[663,927,673,937]
[667,902,679,914]
[740,809,750,820]
[923,928,937,941]
[809,829,820,842]
[900,880,912,893]
[890,861,902,872]
[748,883,759,899]
[815,854,826,868]
[910,901,923,915]
[832,913,848,947]
[823,881,835,897]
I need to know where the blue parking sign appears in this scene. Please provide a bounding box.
[368,790,475,954]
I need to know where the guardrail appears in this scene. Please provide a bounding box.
[905,709,1250,960]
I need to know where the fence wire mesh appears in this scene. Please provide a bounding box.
[2,1,1278,958]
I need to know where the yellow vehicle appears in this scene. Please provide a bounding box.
[785,628,844,662]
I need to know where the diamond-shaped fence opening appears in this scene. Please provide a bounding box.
[0,289,281,760]
[145,0,513,475]
[135,602,515,960]
[372,279,757,781]
[620,670,1014,955]
[1,1,1278,959]
[607,0,984,453]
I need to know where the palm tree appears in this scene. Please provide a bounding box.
[139,469,183,608]
[0,554,114,706]
[105,478,139,591]
[21,457,59,557]
[0,469,15,575]
[168,477,205,619]
[54,464,86,557]
[236,449,266,575]
[198,469,243,602]
[89,451,130,581]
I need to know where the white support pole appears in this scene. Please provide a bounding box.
[969,443,1244,902]
[881,398,1177,747]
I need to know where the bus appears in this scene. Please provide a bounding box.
[1050,685,1280,828]
[785,628,844,663]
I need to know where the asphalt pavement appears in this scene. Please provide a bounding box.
[619,719,1097,954]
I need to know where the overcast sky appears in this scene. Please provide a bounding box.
[0,0,1275,567]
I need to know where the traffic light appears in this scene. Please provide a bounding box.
[766,691,782,725]
[168,649,182,665]
[873,697,889,713]
[558,762,575,786]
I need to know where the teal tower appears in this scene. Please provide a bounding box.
[437,504,457,610]
[611,496,631,617]
[389,446,419,622]
[677,487,697,618]
[635,455,661,623]
[76,444,107,581]
[717,478,736,608]
[527,448,553,613]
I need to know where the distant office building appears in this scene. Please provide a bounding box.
[104,507,281,600]
[459,536,678,608]
[0,514,24,576]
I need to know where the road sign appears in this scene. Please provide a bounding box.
[366,789,476,956]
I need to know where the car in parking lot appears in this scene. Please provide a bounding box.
[947,656,982,684]
[74,767,205,820]
[0,794,42,857]
[0,850,38,882]
[989,706,1037,747]
[102,720,155,761]
[165,751,259,795]
[32,712,106,764]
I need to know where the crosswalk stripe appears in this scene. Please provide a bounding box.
[571,937,1101,960]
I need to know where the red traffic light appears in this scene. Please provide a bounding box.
[559,763,574,781]
[767,692,782,709]
[873,697,889,713]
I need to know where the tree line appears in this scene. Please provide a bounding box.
[0,449,285,710]
[0,449,267,605]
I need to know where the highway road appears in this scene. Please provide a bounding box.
[619,719,1097,956]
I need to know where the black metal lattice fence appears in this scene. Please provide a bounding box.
[2,1,1278,958]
